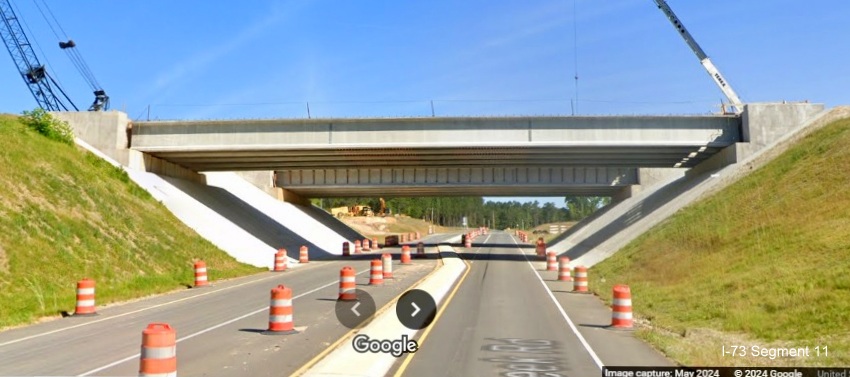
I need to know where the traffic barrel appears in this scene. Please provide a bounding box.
[342,242,350,257]
[369,259,383,285]
[363,239,371,252]
[338,266,356,301]
[382,253,393,279]
[573,266,588,293]
[74,278,97,316]
[558,256,572,281]
[139,323,176,377]
[354,240,362,254]
[401,233,407,244]
[464,235,472,248]
[273,249,287,272]
[194,260,209,288]
[409,232,415,241]
[416,242,425,257]
[299,245,309,263]
[401,245,412,264]
[611,284,633,328]
[428,225,434,235]
[372,238,379,249]
[415,231,421,240]
[546,251,557,271]
[264,285,297,335]
[535,238,546,257]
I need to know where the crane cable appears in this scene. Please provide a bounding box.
[30,0,101,92]
[572,0,579,115]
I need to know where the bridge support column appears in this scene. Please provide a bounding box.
[275,187,311,206]
[128,150,207,185]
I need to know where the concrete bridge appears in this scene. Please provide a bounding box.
[125,114,740,198]
[55,103,822,201]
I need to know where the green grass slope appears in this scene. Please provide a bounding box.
[0,115,263,328]
[590,117,850,367]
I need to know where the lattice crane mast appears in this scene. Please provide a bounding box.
[0,0,108,112]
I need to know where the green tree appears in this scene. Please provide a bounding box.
[564,196,611,220]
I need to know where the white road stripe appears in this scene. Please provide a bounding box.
[76,270,369,376]
[0,272,289,349]
[515,235,604,370]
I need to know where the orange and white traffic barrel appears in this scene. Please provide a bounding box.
[265,285,297,335]
[573,266,588,292]
[611,284,633,328]
[382,253,393,279]
[299,245,309,263]
[401,233,407,244]
[363,239,371,252]
[372,238,379,249]
[342,242,350,257]
[354,240,362,254]
[546,251,557,271]
[558,256,572,281]
[369,259,383,285]
[139,323,176,377]
[415,231,421,240]
[535,238,546,257]
[464,234,472,248]
[74,278,97,316]
[194,260,209,288]
[338,267,356,301]
[401,245,412,264]
[273,249,287,272]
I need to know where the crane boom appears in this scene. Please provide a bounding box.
[0,0,77,111]
[653,0,744,114]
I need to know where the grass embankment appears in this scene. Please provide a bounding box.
[590,118,850,366]
[0,114,263,329]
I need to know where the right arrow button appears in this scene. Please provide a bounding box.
[397,289,436,330]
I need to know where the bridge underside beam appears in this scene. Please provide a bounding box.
[276,166,636,197]
[139,146,722,171]
[284,185,627,197]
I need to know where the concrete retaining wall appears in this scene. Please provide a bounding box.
[552,103,843,267]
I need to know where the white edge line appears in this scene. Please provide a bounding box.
[77,269,370,377]
[0,272,288,348]
[514,235,605,370]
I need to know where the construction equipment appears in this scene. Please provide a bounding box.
[378,198,386,217]
[351,205,374,217]
[652,0,743,114]
[331,206,351,218]
[331,205,375,218]
[0,0,108,112]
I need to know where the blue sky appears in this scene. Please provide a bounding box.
[2,0,847,207]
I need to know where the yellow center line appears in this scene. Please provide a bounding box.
[392,242,478,377]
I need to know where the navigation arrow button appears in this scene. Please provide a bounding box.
[396,289,437,330]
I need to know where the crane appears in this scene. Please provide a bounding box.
[0,0,108,112]
[652,0,744,114]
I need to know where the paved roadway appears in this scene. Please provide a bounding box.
[0,234,451,377]
[394,231,671,376]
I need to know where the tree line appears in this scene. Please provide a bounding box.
[314,196,610,229]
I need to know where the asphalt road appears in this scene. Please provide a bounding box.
[0,239,443,377]
[396,231,669,376]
